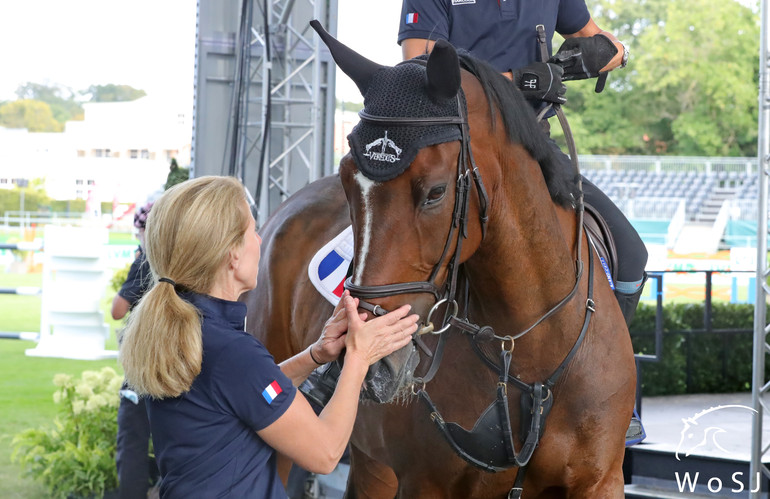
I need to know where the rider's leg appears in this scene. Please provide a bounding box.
[581,178,648,326]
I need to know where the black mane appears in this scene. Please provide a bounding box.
[458,52,578,208]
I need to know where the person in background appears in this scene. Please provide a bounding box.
[119,176,419,498]
[111,201,158,499]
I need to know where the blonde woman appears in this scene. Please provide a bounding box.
[120,176,418,498]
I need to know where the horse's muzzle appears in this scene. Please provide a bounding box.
[362,343,419,403]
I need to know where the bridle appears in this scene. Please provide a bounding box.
[344,87,489,337]
[344,72,589,368]
[343,61,597,496]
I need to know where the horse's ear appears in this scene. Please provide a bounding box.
[426,39,461,101]
[310,20,385,96]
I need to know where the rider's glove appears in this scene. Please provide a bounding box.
[511,62,567,105]
[549,34,619,81]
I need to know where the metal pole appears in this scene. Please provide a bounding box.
[751,0,770,495]
[310,0,322,183]
[258,0,273,226]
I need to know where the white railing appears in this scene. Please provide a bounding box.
[709,200,732,253]
[580,155,757,175]
[728,198,759,221]
[2,211,87,229]
[666,200,687,248]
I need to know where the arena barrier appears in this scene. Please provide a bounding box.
[1,229,117,360]
[0,241,43,340]
[0,241,43,251]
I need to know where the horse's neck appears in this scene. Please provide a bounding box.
[465,157,581,337]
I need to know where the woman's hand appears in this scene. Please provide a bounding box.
[342,295,419,366]
[311,291,364,364]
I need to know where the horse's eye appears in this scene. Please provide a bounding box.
[424,185,447,206]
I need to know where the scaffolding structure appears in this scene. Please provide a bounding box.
[752,0,770,496]
[192,0,337,226]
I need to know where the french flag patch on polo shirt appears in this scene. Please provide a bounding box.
[406,12,418,24]
[262,380,283,404]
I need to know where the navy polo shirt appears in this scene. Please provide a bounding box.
[118,247,151,309]
[398,0,591,72]
[147,292,296,499]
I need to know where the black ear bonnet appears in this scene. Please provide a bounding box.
[310,21,463,182]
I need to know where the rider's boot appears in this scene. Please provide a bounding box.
[615,273,648,446]
[614,273,647,327]
[299,361,340,408]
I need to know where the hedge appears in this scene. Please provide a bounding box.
[629,301,767,396]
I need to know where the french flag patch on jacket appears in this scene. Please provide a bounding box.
[262,380,283,404]
[406,12,418,24]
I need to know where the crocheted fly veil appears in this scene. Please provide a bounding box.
[310,21,463,182]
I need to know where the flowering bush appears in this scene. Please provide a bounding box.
[12,367,123,499]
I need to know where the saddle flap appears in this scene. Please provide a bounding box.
[583,202,617,290]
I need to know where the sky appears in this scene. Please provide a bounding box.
[0,0,403,106]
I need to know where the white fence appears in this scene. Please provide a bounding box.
[580,155,757,175]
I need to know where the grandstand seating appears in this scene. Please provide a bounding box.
[581,168,757,222]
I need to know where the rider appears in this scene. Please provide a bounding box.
[397,0,647,325]
[301,1,648,447]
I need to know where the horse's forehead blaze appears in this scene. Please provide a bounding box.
[352,171,377,284]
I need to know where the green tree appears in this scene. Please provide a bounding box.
[15,82,84,124]
[633,0,759,155]
[0,100,62,132]
[85,84,146,102]
[336,99,363,113]
[0,184,52,216]
[561,0,760,156]
[164,158,189,191]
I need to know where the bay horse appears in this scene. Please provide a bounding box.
[243,22,636,498]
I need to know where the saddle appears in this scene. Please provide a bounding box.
[583,202,619,292]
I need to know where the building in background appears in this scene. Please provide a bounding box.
[0,95,192,207]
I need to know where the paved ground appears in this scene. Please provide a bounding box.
[638,392,768,461]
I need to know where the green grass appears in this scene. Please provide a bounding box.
[0,273,43,334]
[0,270,123,497]
[0,228,137,246]
[108,232,139,246]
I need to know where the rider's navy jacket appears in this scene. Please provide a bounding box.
[397,0,591,73]
[147,292,296,499]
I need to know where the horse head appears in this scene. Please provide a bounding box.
[311,22,486,403]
